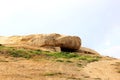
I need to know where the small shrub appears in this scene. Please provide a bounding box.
[9,49,31,59]
[66,60,73,63]
[0,59,8,62]
[44,72,63,76]
[112,62,120,73]
[28,50,41,55]
[84,75,90,78]
[78,55,100,63]
[94,78,102,80]
[67,77,81,80]
[77,63,83,67]
[47,52,79,59]
[117,70,120,73]
[0,44,3,46]
[56,59,64,62]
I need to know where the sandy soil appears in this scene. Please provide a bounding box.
[82,59,120,80]
[0,56,83,80]
[0,35,120,80]
[0,55,119,80]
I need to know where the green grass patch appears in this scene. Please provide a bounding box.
[78,55,100,63]
[0,46,42,59]
[47,52,79,59]
[0,46,101,63]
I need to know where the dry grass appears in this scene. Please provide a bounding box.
[114,62,120,73]
[0,56,86,80]
[0,45,119,80]
[0,46,102,80]
[83,60,120,80]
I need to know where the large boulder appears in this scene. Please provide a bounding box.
[22,33,81,51]
[56,36,81,51]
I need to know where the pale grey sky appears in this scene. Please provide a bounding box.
[0,0,120,58]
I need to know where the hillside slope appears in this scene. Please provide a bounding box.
[82,59,120,80]
[0,45,119,80]
[0,54,119,80]
[0,34,120,80]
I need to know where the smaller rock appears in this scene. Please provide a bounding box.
[79,47,100,55]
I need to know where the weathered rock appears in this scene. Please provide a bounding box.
[26,33,81,51]
[27,33,61,47]
[0,33,81,52]
[57,36,81,51]
[79,47,100,55]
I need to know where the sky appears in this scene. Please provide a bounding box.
[0,0,120,58]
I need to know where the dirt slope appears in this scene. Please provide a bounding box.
[0,55,119,80]
[0,34,120,80]
[0,56,83,80]
[82,59,120,80]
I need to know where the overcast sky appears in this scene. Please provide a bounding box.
[0,0,120,58]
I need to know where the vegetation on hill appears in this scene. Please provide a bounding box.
[0,45,120,80]
[0,45,101,63]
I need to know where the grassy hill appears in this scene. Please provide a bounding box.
[0,45,120,80]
